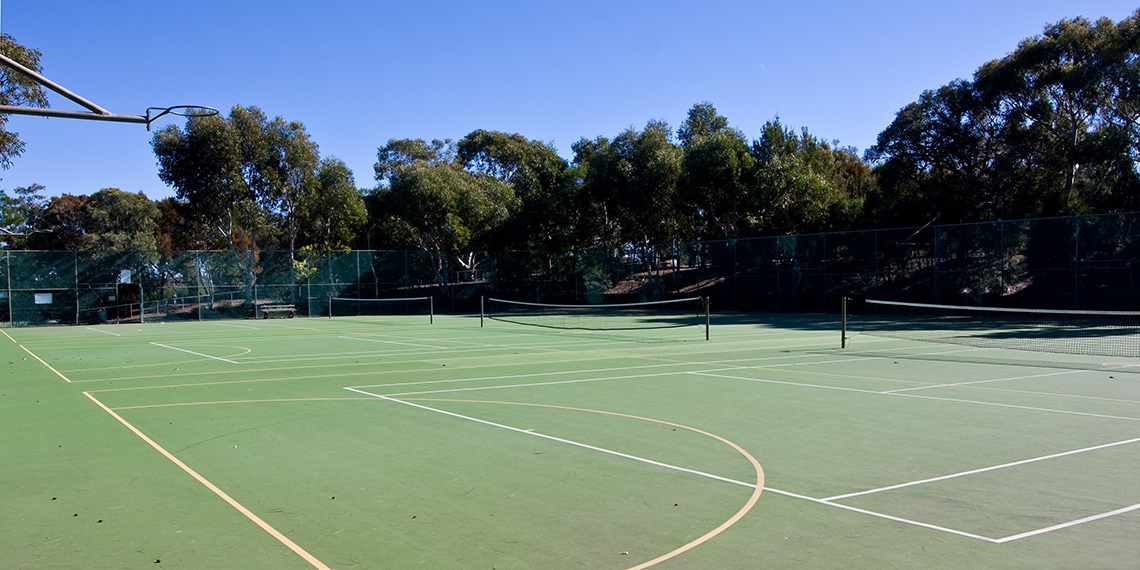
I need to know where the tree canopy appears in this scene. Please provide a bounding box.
[2,11,1139,258]
[0,34,48,170]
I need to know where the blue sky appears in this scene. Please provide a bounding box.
[2,1,1137,200]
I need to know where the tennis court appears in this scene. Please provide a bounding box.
[2,304,1138,568]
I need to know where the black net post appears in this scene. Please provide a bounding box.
[841,296,848,349]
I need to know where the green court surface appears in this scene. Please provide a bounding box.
[2,314,1138,568]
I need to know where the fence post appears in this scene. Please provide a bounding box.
[732,240,738,311]
[5,251,11,325]
[74,250,79,325]
[195,251,203,321]
[1073,217,1080,309]
[934,214,942,303]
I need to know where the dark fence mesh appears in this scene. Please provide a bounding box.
[3,212,1139,326]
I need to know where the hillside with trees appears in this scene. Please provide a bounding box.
[0,12,1136,259]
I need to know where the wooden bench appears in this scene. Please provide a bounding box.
[260,304,296,318]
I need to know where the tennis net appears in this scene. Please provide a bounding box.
[483,296,709,339]
[848,299,1140,357]
[329,296,433,323]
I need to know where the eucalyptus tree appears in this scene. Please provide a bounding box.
[676,101,731,146]
[0,183,46,248]
[83,188,161,251]
[677,103,756,238]
[368,138,517,283]
[457,129,572,253]
[574,121,681,297]
[579,120,682,249]
[753,119,871,234]
[152,105,326,302]
[866,81,1004,225]
[872,12,1140,223]
[974,15,1129,214]
[0,34,48,169]
[298,158,366,251]
[25,192,87,250]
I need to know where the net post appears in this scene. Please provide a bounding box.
[480,296,485,327]
[429,296,434,325]
[704,296,710,341]
[841,297,848,349]
[328,296,332,319]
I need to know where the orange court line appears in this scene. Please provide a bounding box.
[20,345,73,383]
[3,329,74,383]
[82,391,330,570]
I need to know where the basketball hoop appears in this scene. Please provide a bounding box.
[145,105,221,128]
[0,52,219,130]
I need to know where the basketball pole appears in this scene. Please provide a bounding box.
[0,52,145,124]
[0,52,217,129]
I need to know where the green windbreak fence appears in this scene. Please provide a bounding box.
[3,212,1140,326]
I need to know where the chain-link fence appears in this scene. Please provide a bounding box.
[3,212,1138,326]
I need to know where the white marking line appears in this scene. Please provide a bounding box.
[693,369,1140,540]
[690,371,886,395]
[85,327,121,337]
[374,354,904,398]
[214,323,263,330]
[355,346,1035,400]
[896,393,1140,423]
[338,336,446,349]
[232,332,904,365]
[348,387,1009,543]
[762,487,1000,543]
[351,347,977,394]
[344,387,751,488]
[150,342,239,364]
[384,370,689,398]
[995,502,1140,543]
[883,369,1087,393]
[825,435,1140,501]
[238,335,667,363]
[690,371,1140,423]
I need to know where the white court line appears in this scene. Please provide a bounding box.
[883,369,1087,394]
[233,331,906,365]
[351,346,982,392]
[85,327,121,337]
[351,355,816,392]
[353,343,1140,544]
[761,487,1000,543]
[214,323,263,330]
[691,371,1140,423]
[691,371,886,395]
[895,392,1140,422]
[235,337,616,363]
[344,387,752,488]
[825,435,1140,501]
[995,502,1140,543]
[338,336,445,349]
[347,386,1004,543]
[383,370,691,397]
[360,353,893,399]
[150,342,239,364]
[362,346,1029,399]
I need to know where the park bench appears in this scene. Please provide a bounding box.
[260,304,296,318]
